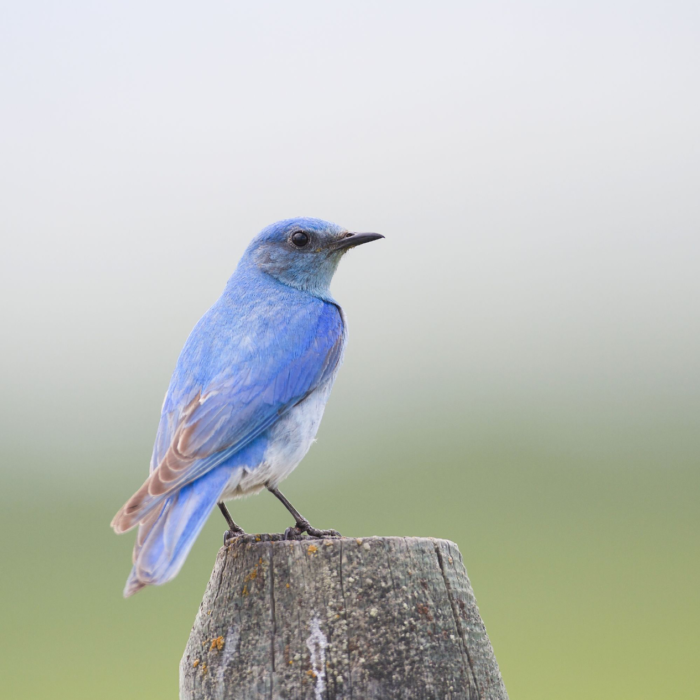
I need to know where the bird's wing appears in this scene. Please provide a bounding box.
[112,299,344,533]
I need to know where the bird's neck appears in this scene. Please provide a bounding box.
[224,258,338,305]
[230,256,338,303]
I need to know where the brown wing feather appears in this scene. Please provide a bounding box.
[111,394,204,533]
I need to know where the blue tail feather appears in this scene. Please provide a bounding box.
[123,465,239,597]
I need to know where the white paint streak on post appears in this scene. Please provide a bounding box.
[214,626,240,700]
[306,614,327,700]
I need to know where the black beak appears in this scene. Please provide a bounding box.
[333,232,385,251]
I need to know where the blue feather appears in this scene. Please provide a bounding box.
[112,217,383,595]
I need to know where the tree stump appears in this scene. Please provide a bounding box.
[180,536,508,700]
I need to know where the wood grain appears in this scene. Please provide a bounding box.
[180,536,508,700]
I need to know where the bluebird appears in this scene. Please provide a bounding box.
[111,218,384,596]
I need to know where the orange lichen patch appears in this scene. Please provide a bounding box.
[289,660,294,665]
[307,544,318,554]
[210,636,224,651]
[255,536,261,542]
[356,538,362,545]
[286,583,290,588]
[259,557,263,564]
[306,670,317,678]
[242,584,249,597]
[193,659,200,668]
[200,662,208,675]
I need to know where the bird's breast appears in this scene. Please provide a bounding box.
[263,379,335,481]
[225,378,337,499]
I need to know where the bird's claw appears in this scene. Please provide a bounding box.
[283,526,304,541]
[288,518,341,539]
[307,527,342,538]
[223,528,246,545]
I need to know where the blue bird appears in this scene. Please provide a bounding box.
[111,218,383,596]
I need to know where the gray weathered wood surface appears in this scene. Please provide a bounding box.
[180,536,508,700]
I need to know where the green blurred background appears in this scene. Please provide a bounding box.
[1,1,699,698]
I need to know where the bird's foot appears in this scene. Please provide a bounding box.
[283,527,304,541]
[223,527,247,545]
[286,518,341,540]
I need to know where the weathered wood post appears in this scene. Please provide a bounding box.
[180,536,508,700]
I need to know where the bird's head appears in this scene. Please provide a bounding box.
[242,217,384,296]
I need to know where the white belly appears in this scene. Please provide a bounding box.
[221,379,334,499]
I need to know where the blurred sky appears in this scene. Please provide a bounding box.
[1,2,699,699]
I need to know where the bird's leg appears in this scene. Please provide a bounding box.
[266,484,341,539]
[218,502,246,544]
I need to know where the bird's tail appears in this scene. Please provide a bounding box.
[123,466,239,597]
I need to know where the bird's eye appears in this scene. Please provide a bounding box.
[291,231,310,248]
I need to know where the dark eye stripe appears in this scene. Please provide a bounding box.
[291,231,310,248]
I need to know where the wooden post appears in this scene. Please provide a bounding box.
[180,536,508,700]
